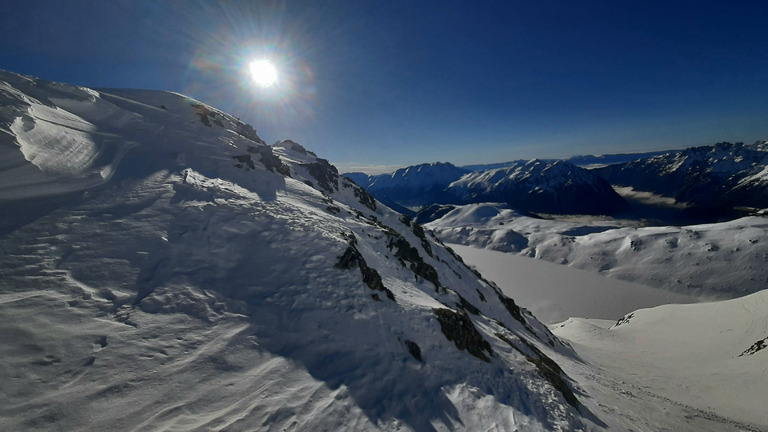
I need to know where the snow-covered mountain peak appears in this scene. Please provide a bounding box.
[0,69,283,201]
[447,159,625,215]
[593,141,768,213]
[378,161,468,185]
[0,70,600,431]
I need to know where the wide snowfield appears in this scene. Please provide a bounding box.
[553,290,768,430]
[450,243,768,431]
[448,244,699,324]
[427,203,768,299]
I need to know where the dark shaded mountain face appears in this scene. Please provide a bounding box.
[446,160,627,215]
[460,150,671,172]
[345,162,469,209]
[413,204,458,224]
[592,142,768,218]
[349,160,626,215]
[0,70,594,431]
[565,150,672,167]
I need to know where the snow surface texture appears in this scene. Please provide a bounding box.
[2,70,765,432]
[0,70,596,431]
[425,203,768,299]
[554,290,768,429]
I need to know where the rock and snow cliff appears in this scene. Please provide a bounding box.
[345,162,469,210]
[592,142,768,216]
[0,70,595,431]
[446,160,626,215]
[347,160,626,215]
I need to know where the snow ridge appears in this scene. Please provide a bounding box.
[0,70,596,431]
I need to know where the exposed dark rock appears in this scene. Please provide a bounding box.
[496,332,580,408]
[411,222,433,257]
[235,122,263,143]
[233,146,289,175]
[255,146,290,175]
[456,293,480,315]
[335,244,395,301]
[352,185,377,212]
[739,337,767,357]
[388,235,440,289]
[335,246,359,270]
[304,159,339,194]
[614,313,634,327]
[232,154,256,170]
[476,289,486,302]
[434,308,492,362]
[191,103,212,127]
[342,178,377,211]
[497,293,525,326]
[404,340,423,362]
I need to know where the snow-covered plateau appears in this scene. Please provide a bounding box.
[1,70,766,431]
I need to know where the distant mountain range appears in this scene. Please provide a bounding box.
[593,141,768,218]
[344,162,468,211]
[448,159,625,215]
[460,150,671,171]
[346,160,625,215]
[345,142,768,221]
[4,69,768,431]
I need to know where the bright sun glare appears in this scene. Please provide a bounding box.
[249,59,278,88]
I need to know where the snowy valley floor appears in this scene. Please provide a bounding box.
[447,244,700,325]
[451,243,768,431]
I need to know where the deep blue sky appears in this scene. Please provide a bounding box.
[2,1,767,173]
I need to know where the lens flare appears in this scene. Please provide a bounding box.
[249,59,278,87]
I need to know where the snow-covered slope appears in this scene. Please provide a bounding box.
[446,160,626,215]
[554,290,768,429]
[592,142,768,215]
[425,203,768,299]
[0,70,599,431]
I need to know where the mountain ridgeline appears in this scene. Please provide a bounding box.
[346,142,768,223]
[347,160,627,216]
[0,70,598,431]
[593,141,768,218]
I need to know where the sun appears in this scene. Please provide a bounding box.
[249,59,278,88]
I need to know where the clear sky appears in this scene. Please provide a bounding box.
[2,0,767,174]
